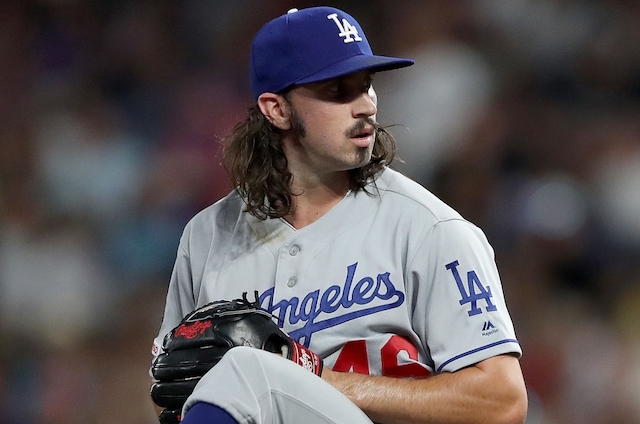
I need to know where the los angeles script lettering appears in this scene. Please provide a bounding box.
[260,262,405,346]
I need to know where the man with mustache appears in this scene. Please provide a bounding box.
[151,6,528,424]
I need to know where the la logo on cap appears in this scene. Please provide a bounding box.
[327,13,362,43]
[288,7,362,44]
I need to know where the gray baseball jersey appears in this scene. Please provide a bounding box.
[153,167,521,377]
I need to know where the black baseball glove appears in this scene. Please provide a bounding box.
[150,292,323,423]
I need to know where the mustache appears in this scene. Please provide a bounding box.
[345,117,378,138]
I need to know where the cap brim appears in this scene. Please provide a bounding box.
[293,54,414,87]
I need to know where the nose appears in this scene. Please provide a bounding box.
[354,87,377,118]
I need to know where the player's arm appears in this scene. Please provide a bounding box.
[321,353,527,424]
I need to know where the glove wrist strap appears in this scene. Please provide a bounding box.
[289,341,323,377]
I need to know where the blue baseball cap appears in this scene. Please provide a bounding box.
[250,6,414,100]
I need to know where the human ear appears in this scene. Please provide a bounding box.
[257,93,291,130]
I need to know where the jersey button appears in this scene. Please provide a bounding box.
[289,245,300,256]
[287,276,297,287]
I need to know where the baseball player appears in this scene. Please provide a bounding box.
[151,6,528,424]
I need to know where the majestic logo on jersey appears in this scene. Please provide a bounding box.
[327,13,362,43]
[260,262,404,346]
[482,320,495,331]
[481,320,499,336]
[446,260,497,316]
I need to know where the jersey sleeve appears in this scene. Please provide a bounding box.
[151,224,198,357]
[409,218,521,373]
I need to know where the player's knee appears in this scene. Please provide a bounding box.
[220,346,275,374]
[222,345,291,379]
[224,345,266,363]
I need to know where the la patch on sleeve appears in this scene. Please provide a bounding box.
[445,260,497,317]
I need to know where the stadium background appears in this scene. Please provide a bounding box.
[1,1,640,422]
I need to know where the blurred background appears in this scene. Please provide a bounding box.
[1,0,639,422]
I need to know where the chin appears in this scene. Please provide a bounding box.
[355,146,373,166]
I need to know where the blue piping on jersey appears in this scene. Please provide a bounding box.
[437,339,520,372]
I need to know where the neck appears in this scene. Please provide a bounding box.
[284,172,350,229]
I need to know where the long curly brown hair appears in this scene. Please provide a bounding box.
[222,105,397,220]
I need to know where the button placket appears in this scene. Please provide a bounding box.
[279,240,302,289]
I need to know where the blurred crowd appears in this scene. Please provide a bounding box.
[1,0,639,423]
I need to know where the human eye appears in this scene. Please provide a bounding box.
[323,80,348,101]
[318,73,372,103]
[326,81,340,94]
[363,75,373,91]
